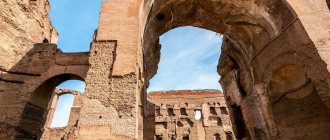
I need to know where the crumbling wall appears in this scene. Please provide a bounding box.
[0,1,58,137]
[0,43,57,139]
[0,0,57,71]
[0,42,89,139]
[76,41,118,139]
[71,41,137,140]
[147,90,235,140]
[88,0,143,139]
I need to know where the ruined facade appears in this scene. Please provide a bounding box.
[0,0,330,140]
[145,90,235,140]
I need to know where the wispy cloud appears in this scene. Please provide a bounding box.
[148,26,223,92]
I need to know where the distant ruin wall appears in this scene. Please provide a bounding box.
[146,90,235,140]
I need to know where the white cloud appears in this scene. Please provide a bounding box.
[148,26,223,92]
[180,73,222,90]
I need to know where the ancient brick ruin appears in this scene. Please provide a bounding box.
[145,90,235,140]
[1,0,330,140]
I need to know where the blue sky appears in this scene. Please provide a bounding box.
[50,0,101,52]
[49,0,222,127]
[148,27,222,92]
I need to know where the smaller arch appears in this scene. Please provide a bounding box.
[269,65,311,102]
[15,74,85,139]
[48,87,84,129]
[262,51,330,108]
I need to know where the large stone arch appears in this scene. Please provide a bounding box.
[140,0,294,81]
[139,0,330,139]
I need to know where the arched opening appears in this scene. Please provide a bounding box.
[49,80,86,128]
[142,1,270,135]
[147,26,222,91]
[145,26,226,140]
[15,74,85,139]
[140,0,330,140]
[269,65,330,139]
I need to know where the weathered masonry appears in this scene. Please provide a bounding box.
[145,90,235,140]
[0,0,330,140]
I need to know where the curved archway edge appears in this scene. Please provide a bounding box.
[139,0,330,139]
[0,0,329,139]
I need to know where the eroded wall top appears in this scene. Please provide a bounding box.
[0,0,57,70]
